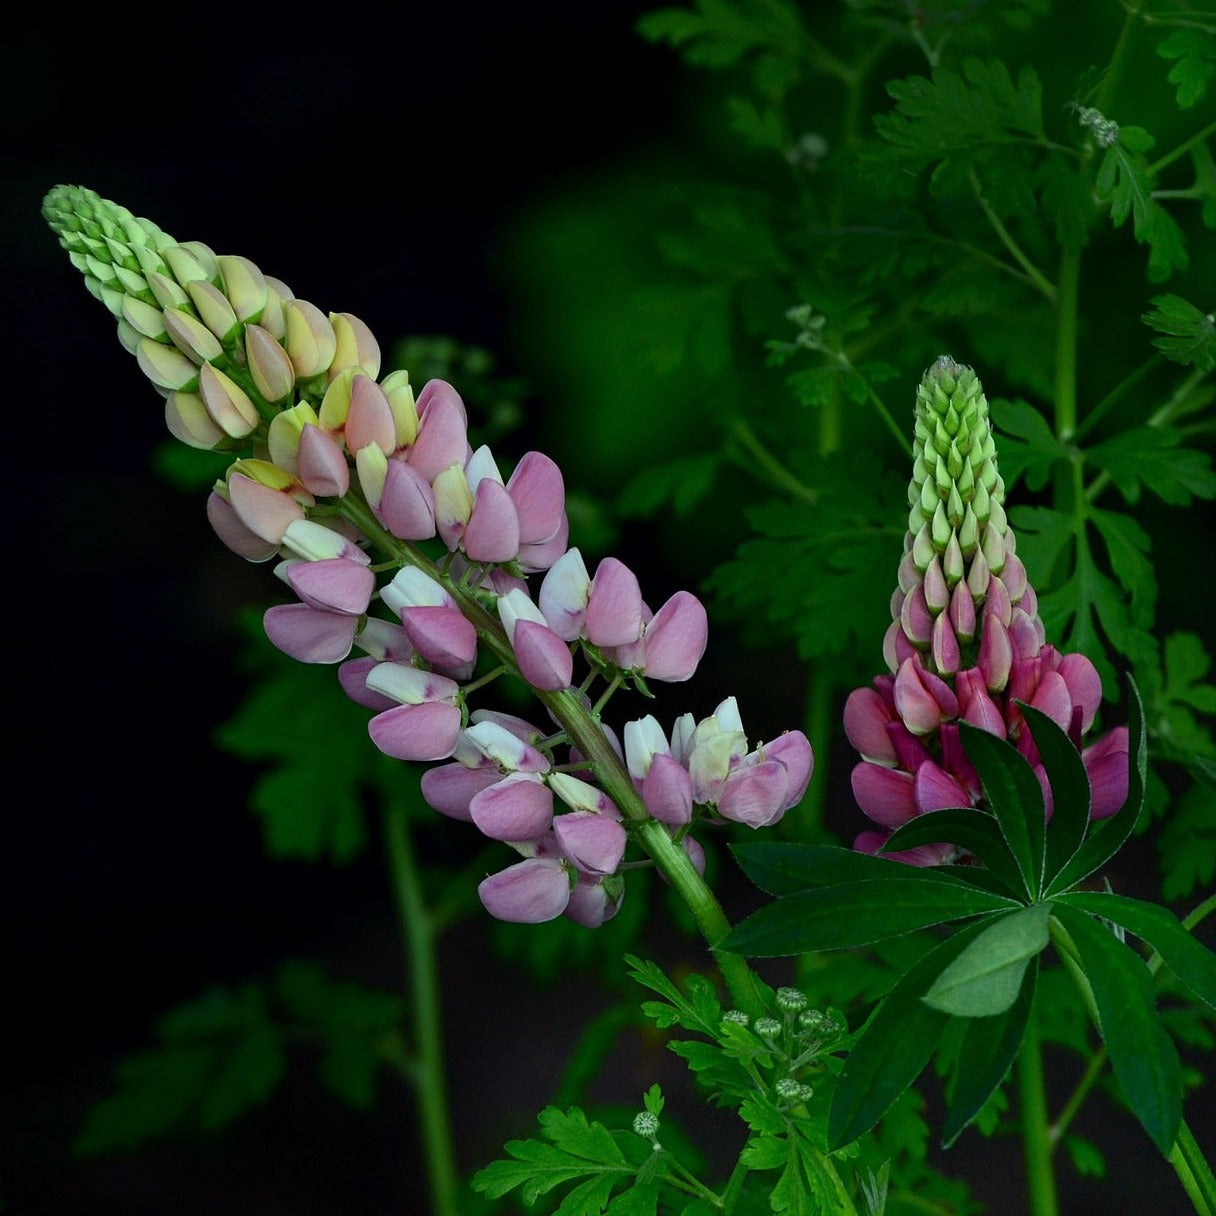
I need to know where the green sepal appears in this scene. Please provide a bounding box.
[922,902,1050,1017]
[958,720,1046,899]
[1020,703,1091,884]
[1050,903,1182,1155]
[720,879,1018,958]
[941,955,1038,1148]
[881,807,1025,897]
[1053,890,1216,1011]
[1045,676,1147,897]
[828,919,993,1150]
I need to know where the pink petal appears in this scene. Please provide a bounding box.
[297,424,351,498]
[409,382,470,481]
[463,477,521,563]
[563,876,623,928]
[477,857,571,923]
[470,773,555,841]
[206,490,280,561]
[399,604,478,678]
[263,603,358,663]
[553,811,627,875]
[639,752,694,826]
[894,658,945,736]
[378,460,437,540]
[585,558,644,647]
[420,762,500,821]
[1030,669,1073,730]
[1058,652,1103,733]
[345,374,395,454]
[765,731,814,810]
[512,619,574,691]
[286,558,375,615]
[913,760,973,814]
[518,513,569,574]
[367,701,462,761]
[844,686,897,764]
[717,760,791,828]
[978,615,1013,691]
[640,592,708,682]
[227,473,307,544]
[538,548,591,640]
[337,656,397,711]
[851,762,917,828]
[506,451,566,545]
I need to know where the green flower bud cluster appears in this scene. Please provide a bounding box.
[42,185,379,452]
[907,355,1007,581]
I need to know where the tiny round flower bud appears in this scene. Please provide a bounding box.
[722,1010,750,1027]
[775,1077,814,1103]
[754,1017,781,1040]
[776,987,808,1013]
[632,1111,660,1140]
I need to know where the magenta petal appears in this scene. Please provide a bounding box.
[978,615,1013,691]
[585,558,644,647]
[477,857,571,923]
[717,760,791,828]
[297,424,351,498]
[264,602,358,663]
[1084,727,1129,818]
[1030,669,1073,730]
[851,762,917,828]
[931,611,960,675]
[640,592,708,682]
[338,656,397,711]
[894,658,944,736]
[844,687,897,764]
[286,558,375,615]
[207,490,280,561]
[378,460,437,540]
[1057,652,1102,733]
[470,773,555,841]
[900,583,933,645]
[512,619,574,691]
[399,604,478,677]
[765,731,814,809]
[553,811,627,875]
[949,579,977,641]
[639,753,694,826]
[506,451,566,544]
[367,701,462,761]
[420,763,500,821]
[463,477,521,563]
[913,760,973,814]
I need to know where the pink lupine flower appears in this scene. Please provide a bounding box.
[624,716,694,825]
[264,603,360,664]
[377,459,437,541]
[206,490,279,562]
[538,547,592,641]
[605,591,709,683]
[506,451,568,572]
[408,380,472,482]
[584,558,645,648]
[845,357,1129,861]
[382,567,478,680]
[553,811,628,876]
[365,664,463,762]
[563,876,623,928]
[498,588,573,691]
[470,773,555,841]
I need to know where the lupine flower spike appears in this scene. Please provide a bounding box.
[845,356,1128,864]
[44,185,813,925]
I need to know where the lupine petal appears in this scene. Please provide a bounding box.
[470,773,555,841]
[512,619,574,691]
[410,382,470,481]
[639,592,708,682]
[764,731,814,809]
[477,857,571,923]
[913,760,973,813]
[285,558,375,615]
[843,687,897,765]
[346,374,396,455]
[227,473,306,544]
[399,605,478,677]
[463,477,521,563]
[639,752,694,825]
[337,656,396,711]
[420,762,500,821]
[368,701,462,761]
[506,451,566,544]
[585,558,644,647]
[563,877,622,927]
[717,760,790,828]
[378,459,437,540]
[538,548,591,640]
[1057,652,1102,733]
[206,491,279,561]
[553,811,627,875]
[263,603,358,663]
[851,762,917,828]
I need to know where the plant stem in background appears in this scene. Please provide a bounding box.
[384,797,461,1216]
[1018,1010,1060,1216]
[1171,1119,1216,1216]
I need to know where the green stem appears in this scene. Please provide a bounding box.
[1171,1119,1216,1216]
[1048,1046,1106,1148]
[970,168,1057,304]
[1148,120,1216,177]
[383,797,461,1216]
[727,417,819,505]
[1017,1012,1060,1216]
[1054,250,1082,441]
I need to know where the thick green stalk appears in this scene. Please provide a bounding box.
[1054,250,1081,441]
[383,797,461,1216]
[1171,1119,1216,1216]
[1017,1012,1060,1216]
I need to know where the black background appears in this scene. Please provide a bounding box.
[4,3,1213,1215]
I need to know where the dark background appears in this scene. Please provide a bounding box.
[4,3,1212,1215]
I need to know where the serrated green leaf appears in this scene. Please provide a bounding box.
[722,880,1017,957]
[1142,294,1216,372]
[1157,28,1216,110]
[1053,891,1216,1011]
[1087,426,1216,505]
[1096,138,1190,278]
[941,957,1038,1147]
[617,450,721,518]
[991,397,1068,491]
[1021,704,1091,884]
[1047,676,1147,895]
[1050,905,1182,1154]
[958,722,1046,899]
[923,904,1050,1017]
[1157,779,1216,900]
[828,920,991,1150]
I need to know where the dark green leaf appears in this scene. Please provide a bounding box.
[923,903,1051,1017]
[828,921,991,1150]
[958,721,1046,898]
[1157,779,1216,900]
[881,808,1026,897]
[1087,426,1216,506]
[729,841,994,897]
[1142,294,1216,372]
[941,957,1038,1147]
[721,880,1017,957]
[1156,28,1216,110]
[1021,704,1091,884]
[1053,891,1216,1011]
[1050,905,1182,1154]
[991,397,1068,491]
[1046,676,1147,895]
